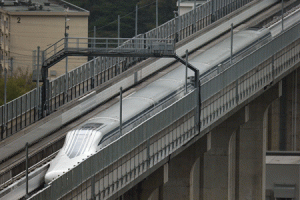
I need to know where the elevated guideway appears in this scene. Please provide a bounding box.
[30,12,300,200]
[1,0,299,199]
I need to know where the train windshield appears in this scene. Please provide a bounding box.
[81,123,103,130]
[65,129,99,159]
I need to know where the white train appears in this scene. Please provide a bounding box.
[45,28,271,184]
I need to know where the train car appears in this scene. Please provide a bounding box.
[45,28,271,184]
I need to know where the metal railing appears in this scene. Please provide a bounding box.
[0,0,254,140]
[200,22,300,129]
[29,16,300,200]
[42,38,175,67]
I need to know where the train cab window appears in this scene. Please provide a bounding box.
[81,123,103,130]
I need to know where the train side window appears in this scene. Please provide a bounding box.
[98,132,120,146]
[99,137,109,147]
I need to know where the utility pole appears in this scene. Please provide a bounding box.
[10,58,13,76]
[120,87,122,135]
[174,11,178,42]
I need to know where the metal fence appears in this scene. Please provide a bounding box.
[0,0,254,140]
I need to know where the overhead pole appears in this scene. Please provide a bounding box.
[118,15,120,73]
[194,0,196,32]
[120,87,123,135]
[64,12,69,104]
[294,70,297,151]
[41,51,49,117]
[118,15,120,44]
[25,142,29,199]
[36,46,40,119]
[281,0,284,31]
[185,50,188,94]
[3,68,7,138]
[156,0,158,28]
[173,54,201,132]
[178,0,180,16]
[230,23,233,64]
[135,4,138,36]
[93,26,96,88]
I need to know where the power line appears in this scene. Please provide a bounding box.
[10,51,32,57]
[89,0,156,33]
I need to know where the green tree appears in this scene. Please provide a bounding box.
[0,68,36,105]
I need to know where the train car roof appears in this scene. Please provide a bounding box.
[190,29,270,74]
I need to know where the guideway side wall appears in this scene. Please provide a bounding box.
[120,133,207,200]
[57,106,199,200]
[119,73,297,200]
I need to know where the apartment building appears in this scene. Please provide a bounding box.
[0,0,89,78]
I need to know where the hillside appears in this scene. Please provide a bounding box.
[66,0,177,38]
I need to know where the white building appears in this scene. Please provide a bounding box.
[177,0,207,16]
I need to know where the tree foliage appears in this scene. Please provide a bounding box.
[0,68,36,105]
[66,0,177,38]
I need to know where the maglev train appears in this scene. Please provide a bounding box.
[45,28,271,184]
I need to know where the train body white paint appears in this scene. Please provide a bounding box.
[45,28,271,184]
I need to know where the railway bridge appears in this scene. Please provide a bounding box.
[1,0,300,199]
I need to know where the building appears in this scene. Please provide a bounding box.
[0,0,89,78]
[177,0,207,16]
[266,154,300,200]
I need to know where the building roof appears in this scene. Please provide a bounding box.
[0,0,89,15]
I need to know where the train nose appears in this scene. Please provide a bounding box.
[44,170,64,184]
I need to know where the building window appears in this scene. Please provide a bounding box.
[5,17,8,28]
[276,198,293,200]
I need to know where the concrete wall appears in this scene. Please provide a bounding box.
[202,110,245,199]
[285,69,300,151]
[267,68,300,151]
